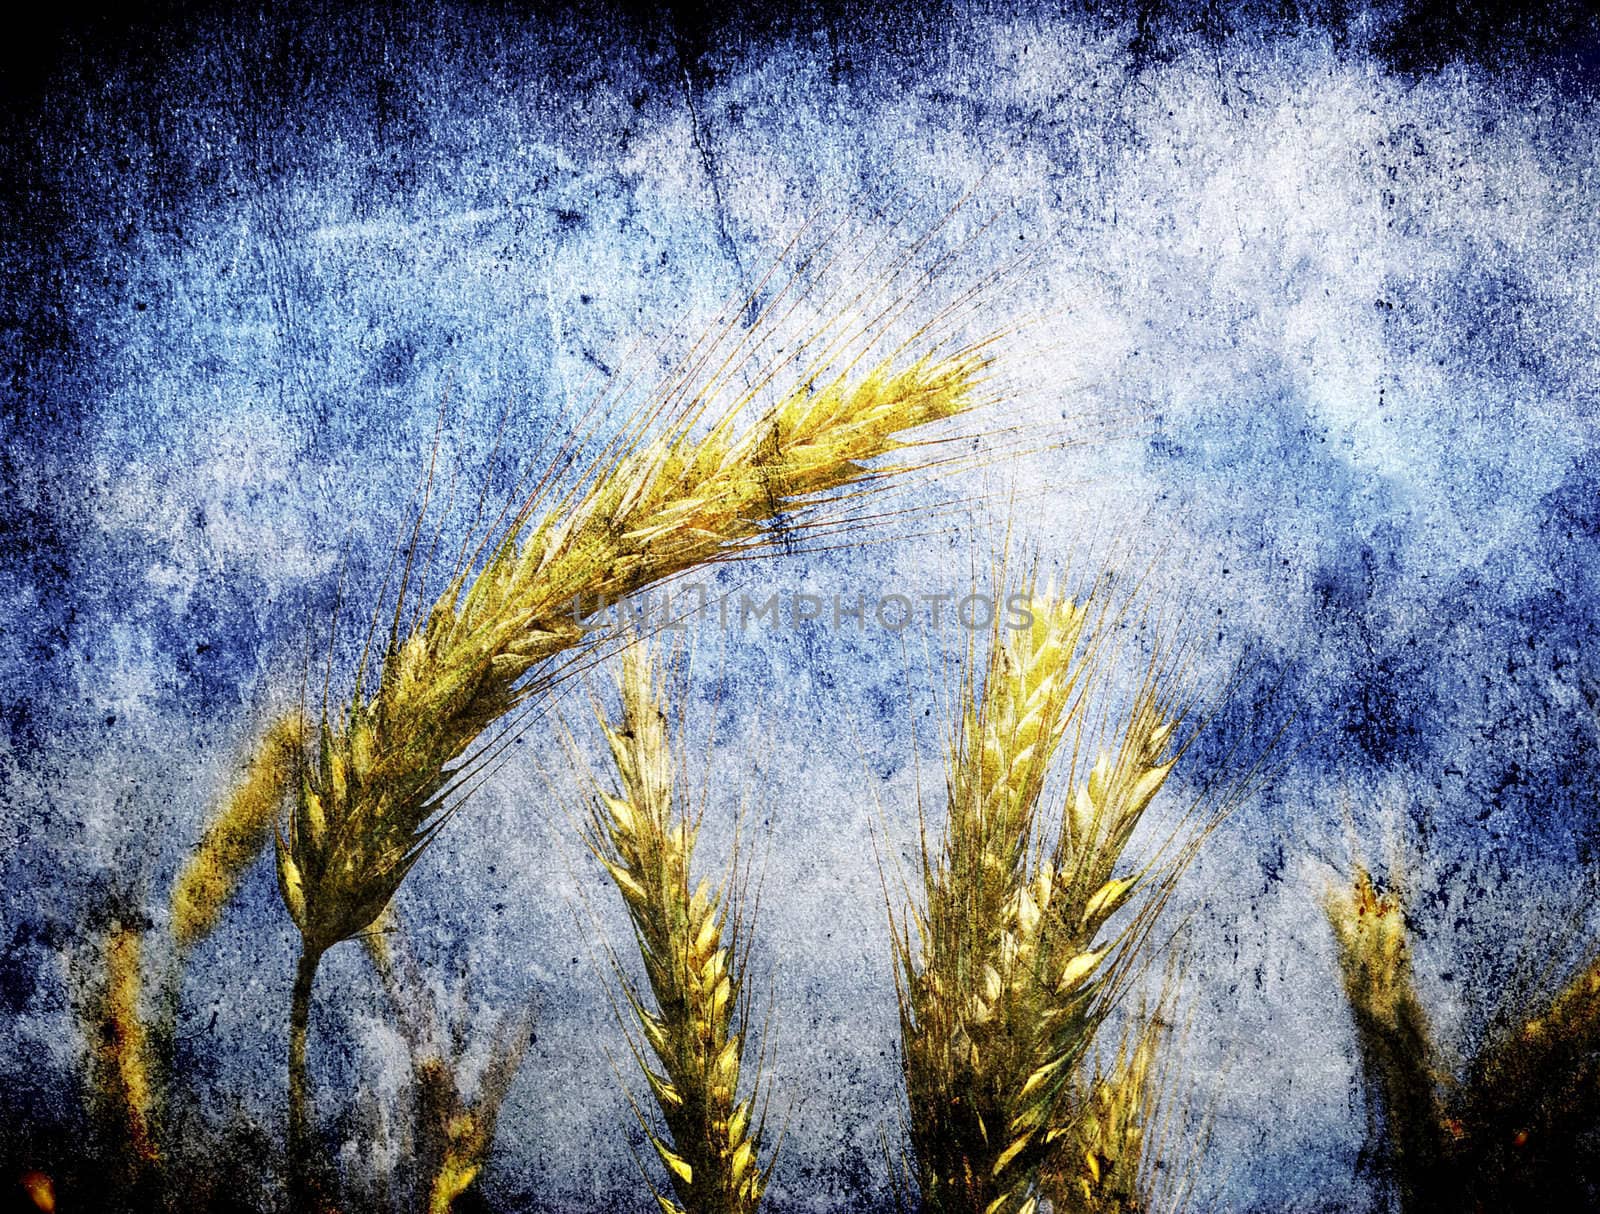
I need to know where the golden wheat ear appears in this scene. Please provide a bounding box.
[892,582,1052,1213]
[365,907,534,1214]
[584,641,775,1214]
[1442,945,1600,1209]
[895,582,1097,1214]
[71,903,160,1171]
[273,340,993,971]
[170,711,306,953]
[1325,867,1449,1211]
[423,1013,534,1214]
[895,575,1201,1214]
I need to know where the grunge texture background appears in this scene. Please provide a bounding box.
[4,3,1600,1211]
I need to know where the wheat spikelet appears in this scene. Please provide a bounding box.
[1325,868,1446,1211]
[1047,1007,1167,1214]
[589,642,771,1214]
[1326,870,1423,1034]
[898,588,1183,1214]
[170,711,306,952]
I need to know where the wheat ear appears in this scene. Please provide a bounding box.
[1329,867,1600,1210]
[1325,868,1446,1211]
[276,351,985,956]
[588,643,771,1214]
[278,347,983,1197]
[1451,946,1600,1209]
[363,905,532,1213]
[88,919,159,1166]
[415,1014,533,1214]
[73,710,308,1180]
[901,588,1092,1214]
[171,711,306,952]
[1471,952,1600,1104]
[899,590,1183,1214]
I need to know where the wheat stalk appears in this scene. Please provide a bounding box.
[897,587,1183,1214]
[587,642,772,1214]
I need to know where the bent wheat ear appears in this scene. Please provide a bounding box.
[897,585,1187,1214]
[276,350,987,958]
[588,643,772,1214]
[171,711,306,952]
[278,341,984,1198]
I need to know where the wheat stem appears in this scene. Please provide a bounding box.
[288,941,326,1211]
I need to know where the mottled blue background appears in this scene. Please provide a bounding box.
[5,3,1600,1210]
